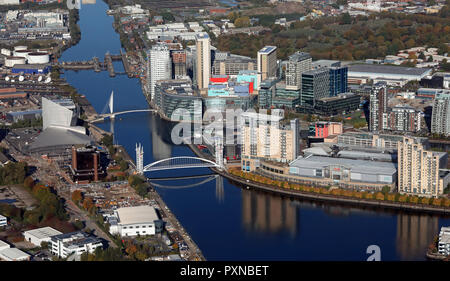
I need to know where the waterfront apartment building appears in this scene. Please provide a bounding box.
[171,50,187,79]
[241,109,300,171]
[300,68,330,108]
[149,43,171,100]
[257,46,277,81]
[397,137,447,197]
[369,82,388,132]
[285,52,312,90]
[195,33,211,94]
[431,92,450,136]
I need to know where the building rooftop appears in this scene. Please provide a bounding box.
[290,155,397,175]
[303,67,329,76]
[0,240,10,249]
[289,52,311,62]
[258,46,276,54]
[29,126,94,152]
[318,92,358,102]
[12,63,50,69]
[196,32,209,39]
[23,227,62,240]
[115,205,160,225]
[7,109,42,116]
[312,59,341,68]
[0,247,30,261]
[348,64,431,76]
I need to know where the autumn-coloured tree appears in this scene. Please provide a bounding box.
[82,197,94,212]
[71,190,83,204]
[23,176,35,190]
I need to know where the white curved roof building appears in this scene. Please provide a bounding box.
[27,52,50,64]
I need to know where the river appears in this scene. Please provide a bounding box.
[60,1,450,261]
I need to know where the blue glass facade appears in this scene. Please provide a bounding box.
[329,66,348,97]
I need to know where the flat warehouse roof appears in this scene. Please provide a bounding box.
[23,226,62,240]
[0,240,10,249]
[348,64,431,76]
[290,155,397,175]
[116,205,159,225]
[0,248,30,260]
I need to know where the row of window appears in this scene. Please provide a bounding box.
[123,225,154,229]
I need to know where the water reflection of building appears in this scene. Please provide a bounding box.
[150,116,172,161]
[215,176,224,203]
[396,213,439,260]
[242,189,297,235]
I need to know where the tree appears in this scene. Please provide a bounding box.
[82,197,94,212]
[340,13,352,25]
[71,190,83,204]
[381,186,391,194]
[23,176,35,190]
[234,17,250,28]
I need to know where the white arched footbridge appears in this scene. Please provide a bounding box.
[143,156,222,172]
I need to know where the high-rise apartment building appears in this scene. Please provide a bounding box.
[397,136,447,197]
[300,68,330,108]
[285,52,312,90]
[149,43,171,100]
[195,33,211,93]
[369,82,388,132]
[370,82,422,133]
[257,46,277,81]
[171,50,187,79]
[241,109,300,171]
[431,92,450,136]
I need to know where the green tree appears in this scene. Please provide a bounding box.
[340,13,352,25]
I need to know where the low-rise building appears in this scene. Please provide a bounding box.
[438,226,450,256]
[109,205,163,237]
[0,214,7,227]
[0,247,30,261]
[23,227,62,247]
[287,155,397,191]
[0,240,9,251]
[50,231,103,258]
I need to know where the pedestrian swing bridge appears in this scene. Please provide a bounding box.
[90,91,155,123]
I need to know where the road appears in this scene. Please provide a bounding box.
[62,192,118,248]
